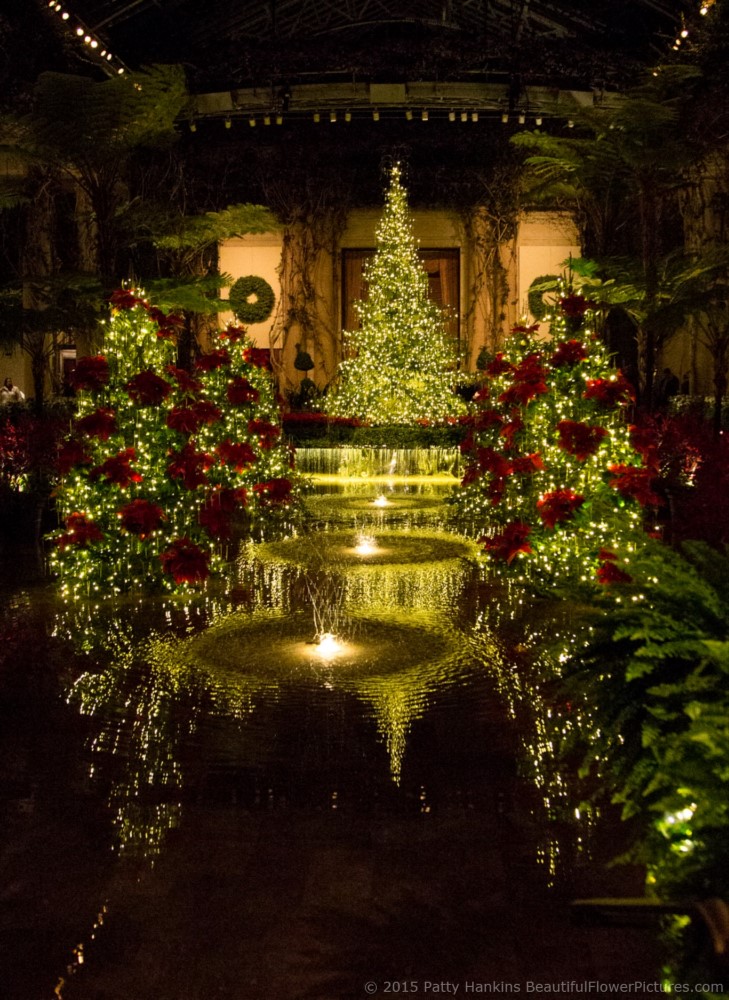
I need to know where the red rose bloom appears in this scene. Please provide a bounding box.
[243,347,271,369]
[537,488,585,529]
[90,448,143,488]
[247,419,280,450]
[217,439,257,472]
[227,377,260,405]
[56,512,104,549]
[166,365,203,395]
[480,522,532,563]
[125,369,172,406]
[69,355,110,392]
[557,419,608,461]
[583,376,635,408]
[195,348,231,372]
[56,439,92,475]
[159,537,210,584]
[596,561,633,585]
[167,442,214,490]
[551,339,588,367]
[252,477,293,504]
[608,464,662,507]
[76,407,118,441]
[109,289,143,310]
[119,499,165,538]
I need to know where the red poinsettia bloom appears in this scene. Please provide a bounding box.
[551,339,588,367]
[109,289,143,310]
[159,537,210,584]
[220,324,247,343]
[628,423,660,470]
[598,548,618,561]
[480,522,532,563]
[90,448,143,488]
[511,323,541,335]
[537,488,585,529]
[511,452,544,474]
[247,419,280,450]
[198,488,247,539]
[166,365,203,396]
[195,348,231,372]
[56,439,92,475]
[243,346,272,369]
[56,511,104,549]
[470,408,502,431]
[166,399,221,435]
[145,306,183,340]
[498,353,549,407]
[227,377,260,405]
[596,560,633,585]
[167,442,214,489]
[475,446,513,479]
[472,385,490,402]
[500,410,524,449]
[75,407,118,441]
[583,375,635,408]
[559,294,595,319]
[252,477,293,504]
[608,464,662,507]
[217,439,257,472]
[557,419,609,461]
[69,355,110,392]
[125,369,172,406]
[486,353,515,377]
[119,499,165,538]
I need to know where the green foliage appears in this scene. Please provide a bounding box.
[326,163,463,425]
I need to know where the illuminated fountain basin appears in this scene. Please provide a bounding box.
[303,482,454,528]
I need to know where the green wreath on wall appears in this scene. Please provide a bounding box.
[228,275,276,325]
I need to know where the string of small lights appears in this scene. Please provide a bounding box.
[43,0,129,76]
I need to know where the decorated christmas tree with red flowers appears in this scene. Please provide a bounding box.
[48,290,297,597]
[453,288,660,586]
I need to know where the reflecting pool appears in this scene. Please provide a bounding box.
[0,469,659,999]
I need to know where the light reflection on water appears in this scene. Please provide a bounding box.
[0,475,646,998]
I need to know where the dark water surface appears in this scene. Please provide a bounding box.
[0,480,660,1000]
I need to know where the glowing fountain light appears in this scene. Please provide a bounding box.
[354,533,379,556]
[373,494,391,508]
[315,632,344,659]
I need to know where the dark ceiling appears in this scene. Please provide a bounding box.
[45,0,689,92]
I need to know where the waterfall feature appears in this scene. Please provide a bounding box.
[294,446,461,478]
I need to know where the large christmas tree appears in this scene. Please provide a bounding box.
[49,290,297,598]
[327,163,462,425]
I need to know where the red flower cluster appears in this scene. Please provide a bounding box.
[159,537,210,584]
[195,348,231,372]
[629,423,660,470]
[471,408,503,432]
[243,346,271,369]
[90,448,143,488]
[167,443,214,489]
[69,355,110,393]
[583,376,634,409]
[56,439,92,475]
[498,354,549,407]
[486,353,514,377]
[480,522,532,563]
[166,365,203,395]
[559,294,595,319]
[119,499,165,538]
[217,439,257,472]
[511,452,544,474]
[551,340,588,367]
[537,488,585,529]
[198,487,247,539]
[166,400,222,435]
[56,512,104,548]
[596,549,632,585]
[76,407,118,441]
[219,324,247,343]
[109,289,143,310]
[557,419,608,461]
[500,410,524,449]
[608,464,662,507]
[227,377,260,405]
[248,419,280,449]
[125,369,172,406]
[146,307,183,341]
[252,477,293,504]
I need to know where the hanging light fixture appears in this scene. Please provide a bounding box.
[372,108,380,121]
[329,109,337,122]
[421,109,429,121]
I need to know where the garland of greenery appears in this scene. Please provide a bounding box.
[229,275,276,325]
